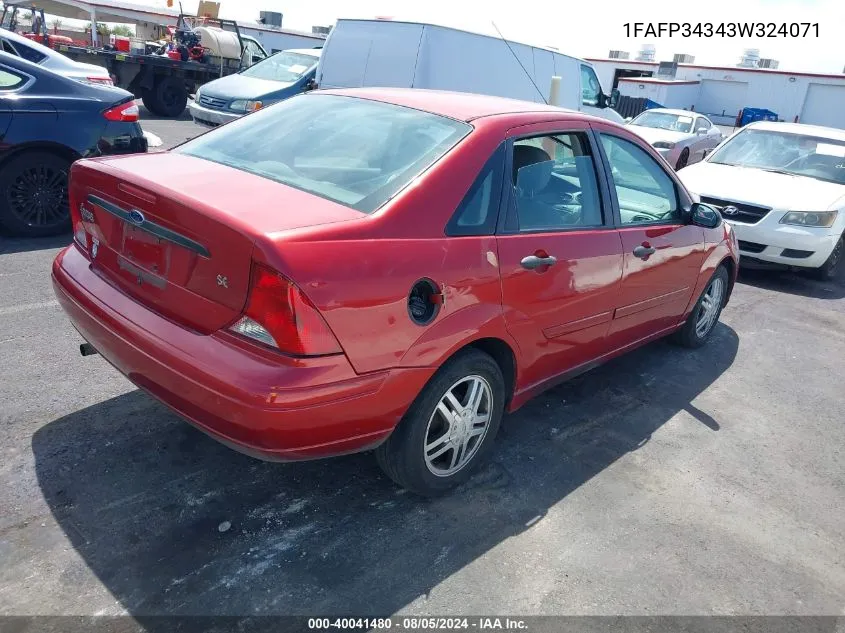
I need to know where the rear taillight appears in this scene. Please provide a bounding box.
[83,76,114,86]
[103,101,140,122]
[229,264,342,356]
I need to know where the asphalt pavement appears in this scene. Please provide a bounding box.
[0,112,844,621]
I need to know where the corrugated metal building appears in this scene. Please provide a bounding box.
[588,57,845,129]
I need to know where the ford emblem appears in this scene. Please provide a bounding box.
[722,206,739,217]
[128,209,146,226]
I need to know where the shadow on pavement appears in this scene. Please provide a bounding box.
[737,267,845,300]
[32,326,739,620]
[0,234,70,255]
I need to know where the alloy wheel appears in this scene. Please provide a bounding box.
[695,276,724,338]
[7,163,69,228]
[424,375,493,477]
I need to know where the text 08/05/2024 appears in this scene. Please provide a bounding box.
[624,22,819,38]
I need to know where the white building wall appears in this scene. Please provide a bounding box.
[661,83,699,110]
[590,58,845,127]
[617,80,664,102]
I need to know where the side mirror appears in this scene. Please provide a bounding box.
[696,128,707,136]
[689,202,722,228]
[304,77,317,91]
[608,89,620,109]
[624,116,632,124]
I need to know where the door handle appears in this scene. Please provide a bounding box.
[521,254,558,270]
[632,244,656,259]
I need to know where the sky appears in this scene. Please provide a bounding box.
[32,0,845,73]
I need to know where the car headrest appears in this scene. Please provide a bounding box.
[513,144,554,194]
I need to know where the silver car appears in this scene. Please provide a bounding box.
[0,28,113,85]
[626,108,723,170]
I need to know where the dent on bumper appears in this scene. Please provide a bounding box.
[51,246,434,461]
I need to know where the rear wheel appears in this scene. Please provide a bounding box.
[375,349,505,496]
[143,76,188,117]
[810,235,843,281]
[675,148,690,170]
[672,265,729,348]
[0,151,71,237]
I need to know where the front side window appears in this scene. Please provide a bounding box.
[1,38,17,56]
[708,128,845,185]
[510,133,604,231]
[241,51,319,83]
[177,94,471,213]
[580,65,601,106]
[695,117,711,132]
[600,134,679,225]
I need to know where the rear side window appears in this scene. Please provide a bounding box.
[0,67,26,90]
[12,41,47,64]
[446,143,505,236]
[177,94,471,213]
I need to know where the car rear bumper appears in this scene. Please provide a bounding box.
[52,245,433,461]
[727,217,841,268]
[188,100,241,126]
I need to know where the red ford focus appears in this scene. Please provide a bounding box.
[53,88,738,495]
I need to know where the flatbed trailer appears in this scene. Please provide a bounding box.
[56,43,247,117]
[3,6,267,118]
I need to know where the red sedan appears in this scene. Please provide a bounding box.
[52,88,739,495]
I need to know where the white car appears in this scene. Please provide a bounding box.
[626,108,723,170]
[0,28,112,85]
[679,121,845,280]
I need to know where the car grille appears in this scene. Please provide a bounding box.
[738,240,766,253]
[700,196,772,224]
[198,94,228,110]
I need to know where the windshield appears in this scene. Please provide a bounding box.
[708,128,845,185]
[177,94,471,213]
[241,51,318,83]
[631,111,693,133]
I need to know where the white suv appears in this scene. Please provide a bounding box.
[679,121,845,280]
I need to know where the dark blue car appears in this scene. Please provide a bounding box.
[0,50,147,237]
[189,48,321,126]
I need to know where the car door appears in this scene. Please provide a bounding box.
[496,120,624,390]
[593,125,706,349]
[0,64,27,140]
[692,116,716,162]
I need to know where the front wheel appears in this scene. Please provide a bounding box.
[810,235,843,281]
[375,349,505,496]
[672,265,729,348]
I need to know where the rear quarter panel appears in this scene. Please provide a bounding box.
[251,119,515,376]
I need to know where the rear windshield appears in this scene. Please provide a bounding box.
[177,94,471,213]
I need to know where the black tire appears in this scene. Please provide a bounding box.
[375,349,506,496]
[140,89,160,116]
[672,265,730,348]
[146,76,188,118]
[675,148,690,170]
[0,151,72,237]
[810,235,843,281]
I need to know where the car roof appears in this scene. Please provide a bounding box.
[315,87,581,122]
[744,120,845,142]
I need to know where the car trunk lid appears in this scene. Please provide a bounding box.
[71,153,363,334]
